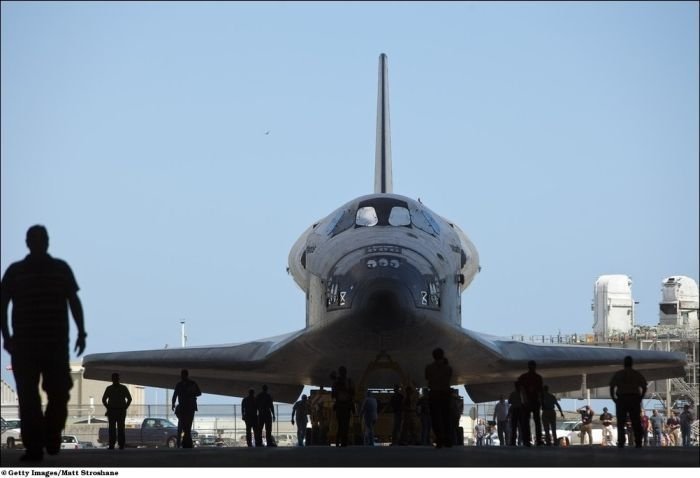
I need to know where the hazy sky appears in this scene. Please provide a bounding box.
[2,1,698,404]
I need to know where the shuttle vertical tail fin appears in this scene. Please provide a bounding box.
[374,53,392,194]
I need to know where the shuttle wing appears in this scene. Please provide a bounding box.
[82,330,308,403]
[83,322,686,404]
[443,327,687,402]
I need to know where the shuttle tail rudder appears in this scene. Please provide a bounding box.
[374,53,393,194]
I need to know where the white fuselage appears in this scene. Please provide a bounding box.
[288,193,479,337]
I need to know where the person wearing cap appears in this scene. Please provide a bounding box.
[600,406,614,446]
[609,355,647,448]
[576,404,595,445]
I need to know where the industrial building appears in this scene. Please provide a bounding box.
[526,275,699,412]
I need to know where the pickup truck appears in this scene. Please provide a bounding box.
[98,418,181,448]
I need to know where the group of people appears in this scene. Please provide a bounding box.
[492,360,564,447]
[101,368,202,450]
[487,356,672,449]
[290,348,463,448]
[241,385,278,447]
[574,405,695,448]
[101,356,698,451]
[649,407,695,447]
[294,354,463,448]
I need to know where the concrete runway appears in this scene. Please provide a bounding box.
[1,446,699,468]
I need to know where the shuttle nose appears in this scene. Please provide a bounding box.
[358,281,408,331]
[325,245,442,328]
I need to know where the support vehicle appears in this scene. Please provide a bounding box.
[97,418,181,448]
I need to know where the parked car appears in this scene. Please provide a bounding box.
[274,433,296,447]
[195,433,218,447]
[60,435,82,450]
[555,420,612,446]
[1,419,23,449]
[1,418,20,430]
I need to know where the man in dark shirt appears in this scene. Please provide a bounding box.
[171,369,201,448]
[609,355,647,448]
[331,366,354,447]
[518,360,544,446]
[425,348,453,448]
[101,372,133,450]
[256,384,276,446]
[600,407,614,446]
[508,381,526,446]
[679,404,694,447]
[1,225,87,462]
[541,385,564,446]
[241,389,259,447]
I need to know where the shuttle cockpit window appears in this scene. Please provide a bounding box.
[355,198,412,228]
[356,207,379,226]
[389,207,411,226]
[328,209,355,237]
[412,209,440,236]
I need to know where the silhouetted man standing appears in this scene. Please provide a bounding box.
[493,394,509,447]
[541,385,564,446]
[172,369,201,448]
[331,366,355,447]
[257,384,276,446]
[241,389,259,447]
[518,360,544,446]
[291,394,310,446]
[101,372,132,450]
[425,347,453,448]
[390,384,404,445]
[609,355,647,448]
[1,225,87,462]
[507,381,523,446]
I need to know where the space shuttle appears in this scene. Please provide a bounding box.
[83,54,685,403]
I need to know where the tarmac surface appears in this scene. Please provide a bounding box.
[1,445,699,468]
